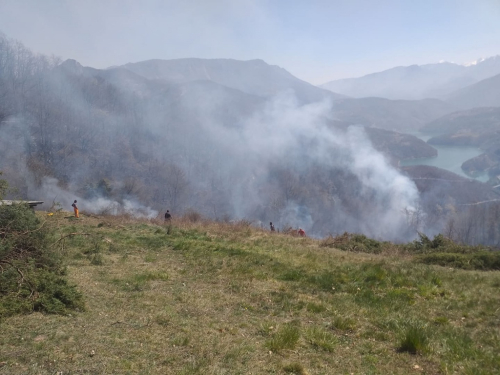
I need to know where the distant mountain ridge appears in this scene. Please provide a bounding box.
[321,56,500,102]
[119,58,345,104]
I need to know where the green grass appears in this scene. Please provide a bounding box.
[266,322,301,352]
[398,322,430,354]
[0,212,499,374]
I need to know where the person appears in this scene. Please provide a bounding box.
[270,222,275,232]
[298,228,306,237]
[164,210,172,221]
[71,200,79,218]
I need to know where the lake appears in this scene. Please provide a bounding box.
[400,132,489,182]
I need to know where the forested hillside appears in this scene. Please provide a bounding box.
[1,33,500,244]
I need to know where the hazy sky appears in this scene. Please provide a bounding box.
[0,0,499,84]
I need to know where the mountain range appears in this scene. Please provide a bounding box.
[321,56,500,104]
[121,58,345,104]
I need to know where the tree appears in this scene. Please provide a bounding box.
[0,172,7,199]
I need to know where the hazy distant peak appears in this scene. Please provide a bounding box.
[464,57,486,67]
[58,59,84,75]
[463,55,500,67]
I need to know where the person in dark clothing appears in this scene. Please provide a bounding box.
[270,222,275,232]
[164,210,172,221]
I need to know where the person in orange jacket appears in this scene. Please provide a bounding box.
[72,200,79,218]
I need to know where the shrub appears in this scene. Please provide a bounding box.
[32,269,84,314]
[416,252,500,270]
[407,233,487,254]
[320,232,389,254]
[0,203,84,319]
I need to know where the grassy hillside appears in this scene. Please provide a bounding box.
[1,212,499,374]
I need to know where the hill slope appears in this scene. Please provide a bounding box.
[447,73,500,109]
[1,213,499,374]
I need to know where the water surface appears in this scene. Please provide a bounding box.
[400,132,488,182]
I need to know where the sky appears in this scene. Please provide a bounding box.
[0,0,499,84]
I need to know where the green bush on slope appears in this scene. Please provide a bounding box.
[0,202,84,320]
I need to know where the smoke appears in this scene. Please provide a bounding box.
[0,36,422,240]
[35,177,158,218]
[196,92,420,239]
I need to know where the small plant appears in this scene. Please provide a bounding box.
[433,316,449,325]
[90,253,104,265]
[283,362,308,374]
[305,326,337,352]
[279,268,304,281]
[306,302,326,313]
[398,322,430,354]
[155,314,170,327]
[266,322,301,351]
[258,321,276,337]
[332,315,357,332]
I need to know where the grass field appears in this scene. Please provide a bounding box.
[1,212,499,374]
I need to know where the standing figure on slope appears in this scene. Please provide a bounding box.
[165,210,172,221]
[72,200,79,218]
[270,222,275,232]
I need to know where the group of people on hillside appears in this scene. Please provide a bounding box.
[71,201,304,236]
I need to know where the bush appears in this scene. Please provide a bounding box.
[406,233,487,254]
[0,203,84,319]
[0,203,52,267]
[417,252,500,270]
[320,232,389,254]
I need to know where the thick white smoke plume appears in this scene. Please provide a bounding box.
[0,37,422,240]
[203,93,420,239]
